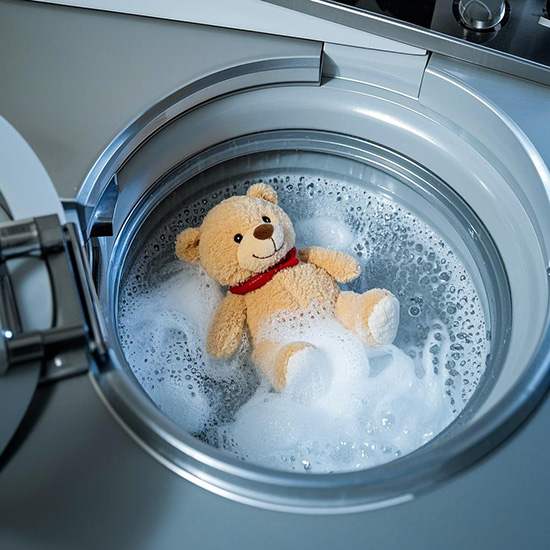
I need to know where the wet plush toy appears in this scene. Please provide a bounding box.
[175,183,399,391]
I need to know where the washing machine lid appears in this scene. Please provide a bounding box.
[0,115,66,458]
[0,117,65,220]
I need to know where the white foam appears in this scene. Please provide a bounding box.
[119,262,229,434]
[218,303,454,472]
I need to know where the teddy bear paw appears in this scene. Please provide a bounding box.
[368,295,400,345]
[284,345,329,403]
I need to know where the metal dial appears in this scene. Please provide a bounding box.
[457,0,507,30]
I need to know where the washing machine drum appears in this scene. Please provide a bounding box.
[1,72,549,515]
[86,75,550,513]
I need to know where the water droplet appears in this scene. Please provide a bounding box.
[408,305,421,317]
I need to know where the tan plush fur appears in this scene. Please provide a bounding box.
[298,247,360,283]
[252,341,314,392]
[336,289,395,347]
[206,293,247,358]
[176,183,399,390]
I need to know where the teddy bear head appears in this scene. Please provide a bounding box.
[175,183,296,287]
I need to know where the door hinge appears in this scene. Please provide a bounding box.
[0,215,108,384]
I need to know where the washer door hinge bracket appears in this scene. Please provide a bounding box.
[0,215,108,384]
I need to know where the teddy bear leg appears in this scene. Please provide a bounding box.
[335,289,400,346]
[252,340,317,392]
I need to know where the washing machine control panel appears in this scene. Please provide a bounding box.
[264,0,550,85]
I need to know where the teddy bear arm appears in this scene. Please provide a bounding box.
[206,294,247,359]
[298,246,360,283]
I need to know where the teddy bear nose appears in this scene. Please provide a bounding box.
[253,223,274,240]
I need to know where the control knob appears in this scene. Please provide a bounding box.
[457,0,507,30]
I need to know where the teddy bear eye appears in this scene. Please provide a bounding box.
[262,216,271,223]
[234,234,243,243]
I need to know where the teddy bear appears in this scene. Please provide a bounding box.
[175,183,400,392]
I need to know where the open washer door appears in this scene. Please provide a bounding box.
[0,115,93,459]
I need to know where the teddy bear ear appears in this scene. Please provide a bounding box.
[175,227,201,263]
[246,182,278,204]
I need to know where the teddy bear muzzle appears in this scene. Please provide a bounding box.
[236,223,288,272]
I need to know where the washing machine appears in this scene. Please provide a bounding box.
[1,0,550,548]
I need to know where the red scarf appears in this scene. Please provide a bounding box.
[230,247,299,295]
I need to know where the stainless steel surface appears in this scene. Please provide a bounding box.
[423,54,550,170]
[0,216,105,379]
[457,0,507,30]
[29,0,428,54]
[263,0,550,85]
[63,223,108,358]
[0,371,549,549]
[321,43,428,97]
[0,264,21,375]
[0,218,85,368]
[88,174,119,238]
[0,219,39,259]
[0,0,322,201]
[77,51,322,213]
